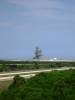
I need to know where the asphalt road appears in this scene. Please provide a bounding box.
[0,67,75,81]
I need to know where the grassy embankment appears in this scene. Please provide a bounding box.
[0,69,75,100]
[0,80,13,93]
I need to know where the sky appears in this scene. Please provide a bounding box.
[0,0,75,60]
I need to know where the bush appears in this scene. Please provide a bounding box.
[0,69,75,100]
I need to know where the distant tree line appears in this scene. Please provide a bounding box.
[0,61,75,72]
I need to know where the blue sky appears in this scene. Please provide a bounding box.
[0,0,75,59]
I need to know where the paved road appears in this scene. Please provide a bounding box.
[0,67,75,81]
[0,74,36,81]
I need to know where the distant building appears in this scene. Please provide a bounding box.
[33,47,43,59]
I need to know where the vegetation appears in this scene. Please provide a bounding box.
[0,80,12,93]
[0,61,75,72]
[0,69,75,100]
